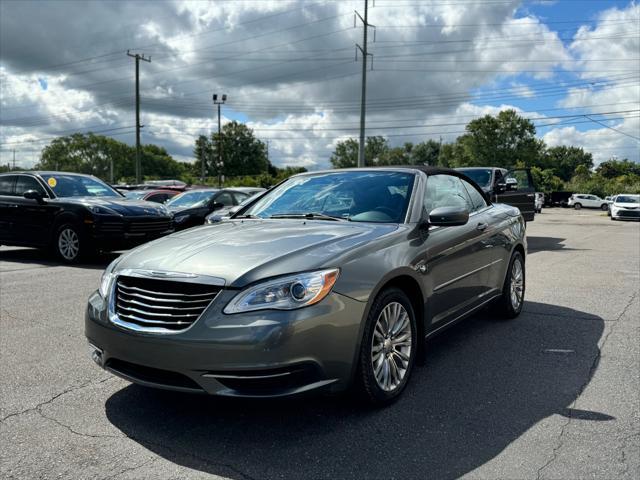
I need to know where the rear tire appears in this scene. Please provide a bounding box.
[354,288,417,406]
[574,203,582,210]
[601,204,608,211]
[493,251,525,319]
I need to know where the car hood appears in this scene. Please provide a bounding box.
[114,219,399,287]
[57,197,169,217]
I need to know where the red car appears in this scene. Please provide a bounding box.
[122,189,178,204]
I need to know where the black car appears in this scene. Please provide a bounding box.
[456,167,536,222]
[0,171,173,262]
[166,188,251,230]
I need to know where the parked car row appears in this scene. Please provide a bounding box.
[0,171,266,262]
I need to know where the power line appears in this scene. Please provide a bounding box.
[584,115,640,141]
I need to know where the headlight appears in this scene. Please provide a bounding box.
[89,205,118,215]
[99,259,119,297]
[223,268,339,314]
[174,214,189,224]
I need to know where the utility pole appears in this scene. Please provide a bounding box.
[110,158,114,184]
[356,0,375,168]
[266,140,270,174]
[213,93,227,188]
[127,50,151,184]
[12,149,15,170]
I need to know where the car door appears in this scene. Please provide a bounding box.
[494,168,536,222]
[421,174,496,326]
[12,175,57,246]
[0,175,17,242]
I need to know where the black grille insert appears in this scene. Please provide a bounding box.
[106,358,203,391]
[114,275,220,332]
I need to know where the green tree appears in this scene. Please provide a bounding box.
[543,146,594,181]
[410,140,442,166]
[595,158,640,179]
[212,121,269,177]
[530,166,565,193]
[329,136,389,168]
[455,110,543,168]
[193,134,213,178]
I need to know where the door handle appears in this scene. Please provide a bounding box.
[476,222,488,231]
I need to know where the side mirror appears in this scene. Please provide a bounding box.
[506,178,518,191]
[211,201,224,210]
[496,183,507,193]
[24,190,45,203]
[428,206,469,227]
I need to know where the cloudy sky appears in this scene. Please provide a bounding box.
[1,0,638,171]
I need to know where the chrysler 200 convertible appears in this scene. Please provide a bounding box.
[85,167,526,405]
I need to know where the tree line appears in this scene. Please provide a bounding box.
[329,110,639,196]
[8,110,638,196]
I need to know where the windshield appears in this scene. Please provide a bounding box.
[45,174,121,198]
[243,171,415,223]
[459,169,492,188]
[616,195,639,204]
[167,190,217,208]
[124,191,146,200]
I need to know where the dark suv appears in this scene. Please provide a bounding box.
[0,171,173,262]
[456,167,536,222]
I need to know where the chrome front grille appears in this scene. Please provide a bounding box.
[114,275,221,332]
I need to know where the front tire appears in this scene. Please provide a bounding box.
[53,223,87,263]
[355,288,417,406]
[493,251,525,319]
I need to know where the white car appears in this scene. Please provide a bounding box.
[568,194,609,211]
[611,194,640,221]
[535,192,544,213]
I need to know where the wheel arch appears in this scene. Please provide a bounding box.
[347,270,427,386]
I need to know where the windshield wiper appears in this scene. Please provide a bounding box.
[270,212,348,221]
[234,214,259,219]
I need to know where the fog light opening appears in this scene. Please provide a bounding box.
[88,343,104,367]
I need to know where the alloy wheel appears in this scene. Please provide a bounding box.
[510,258,524,310]
[371,302,412,392]
[58,228,80,261]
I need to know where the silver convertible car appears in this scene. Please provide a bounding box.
[86,167,526,405]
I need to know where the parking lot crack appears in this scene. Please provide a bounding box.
[536,292,637,479]
[0,376,113,425]
[99,456,158,480]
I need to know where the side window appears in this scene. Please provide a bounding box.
[424,174,473,213]
[460,178,487,212]
[233,192,250,204]
[215,192,234,207]
[15,176,47,196]
[0,175,16,195]
[505,170,533,191]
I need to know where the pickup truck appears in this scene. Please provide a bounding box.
[456,167,536,222]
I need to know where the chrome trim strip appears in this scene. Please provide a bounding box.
[116,297,206,311]
[118,283,219,298]
[116,304,199,318]
[433,259,502,292]
[117,287,214,304]
[117,268,226,287]
[202,370,300,380]
[117,312,194,325]
[426,292,501,339]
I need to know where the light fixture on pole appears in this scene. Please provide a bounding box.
[213,93,227,188]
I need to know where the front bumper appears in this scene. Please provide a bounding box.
[85,289,366,397]
[612,208,640,220]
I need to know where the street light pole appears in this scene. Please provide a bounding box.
[213,94,227,188]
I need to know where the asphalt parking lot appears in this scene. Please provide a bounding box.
[1,208,638,480]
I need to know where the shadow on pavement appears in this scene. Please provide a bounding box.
[106,301,606,480]
[0,246,119,270]
[527,236,582,254]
